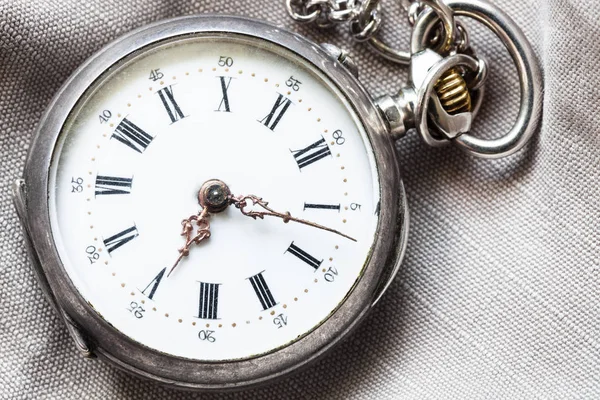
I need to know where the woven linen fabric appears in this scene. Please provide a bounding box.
[1,0,599,398]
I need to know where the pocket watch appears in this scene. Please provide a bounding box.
[12,0,542,391]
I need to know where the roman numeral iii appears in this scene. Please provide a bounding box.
[258,93,292,131]
[111,118,153,153]
[248,272,277,310]
[103,225,138,254]
[95,175,132,196]
[291,138,332,170]
[197,282,220,319]
[157,85,186,123]
[286,242,322,270]
[216,76,233,112]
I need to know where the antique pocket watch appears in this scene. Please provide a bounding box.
[12,0,542,391]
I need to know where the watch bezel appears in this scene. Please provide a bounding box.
[23,15,408,390]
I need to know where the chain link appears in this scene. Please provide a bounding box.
[286,0,383,41]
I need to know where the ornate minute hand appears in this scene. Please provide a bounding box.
[228,194,357,242]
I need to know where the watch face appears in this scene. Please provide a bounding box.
[48,33,381,361]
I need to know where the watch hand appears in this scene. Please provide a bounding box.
[167,207,211,277]
[229,194,357,242]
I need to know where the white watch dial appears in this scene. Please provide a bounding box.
[49,35,381,360]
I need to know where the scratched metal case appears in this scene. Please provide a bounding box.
[13,15,409,390]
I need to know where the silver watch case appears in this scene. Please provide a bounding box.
[13,15,409,391]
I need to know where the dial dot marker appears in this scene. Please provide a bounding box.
[264,78,269,82]
[185,72,189,75]
[192,322,196,326]
[298,99,303,103]
[287,91,291,95]
[304,289,309,293]
[165,313,169,318]
[178,319,182,323]
[127,103,131,107]
[343,178,347,182]
[111,272,115,276]
[246,320,250,324]
[218,324,223,328]
[212,67,216,71]
[259,316,263,320]
[232,323,236,328]
[314,279,318,283]
[130,292,135,296]
[335,245,339,249]
[317,118,321,122]
[343,219,347,223]
[121,283,125,288]
[172,76,176,80]
[206,324,210,328]
[308,107,312,111]
[251,72,256,77]
[141,300,145,304]
[270,311,275,316]
[224,68,229,72]
[294,297,298,301]
[283,304,287,309]
[152,307,157,311]
[322,268,326,272]
[159,81,164,85]
[238,70,243,74]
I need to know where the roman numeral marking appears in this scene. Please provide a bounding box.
[112,118,153,153]
[286,242,322,270]
[258,93,292,131]
[216,76,232,112]
[157,85,186,123]
[197,282,220,319]
[141,267,166,300]
[95,175,132,196]
[304,203,340,211]
[248,272,277,310]
[103,225,138,254]
[291,138,332,170]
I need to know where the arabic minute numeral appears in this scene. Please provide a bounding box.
[285,76,302,91]
[324,266,339,282]
[98,109,112,124]
[127,302,145,319]
[332,129,345,145]
[198,330,216,343]
[70,177,83,193]
[350,203,362,211]
[148,68,164,81]
[273,313,288,329]
[85,245,100,264]
[218,56,233,67]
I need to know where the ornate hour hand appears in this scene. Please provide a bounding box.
[228,194,357,242]
[167,207,211,277]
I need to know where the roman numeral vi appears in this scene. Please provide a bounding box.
[197,282,220,319]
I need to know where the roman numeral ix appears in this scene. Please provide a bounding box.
[157,85,186,123]
[216,76,232,112]
[95,175,132,196]
[197,282,220,319]
[103,225,138,254]
[248,272,277,310]
[141,267,166,300]
[258,93,292,131]
[111,118,153,153]
[286,242,322,270]
[291,137,332,170]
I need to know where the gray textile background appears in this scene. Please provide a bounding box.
[1,0,599,398]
